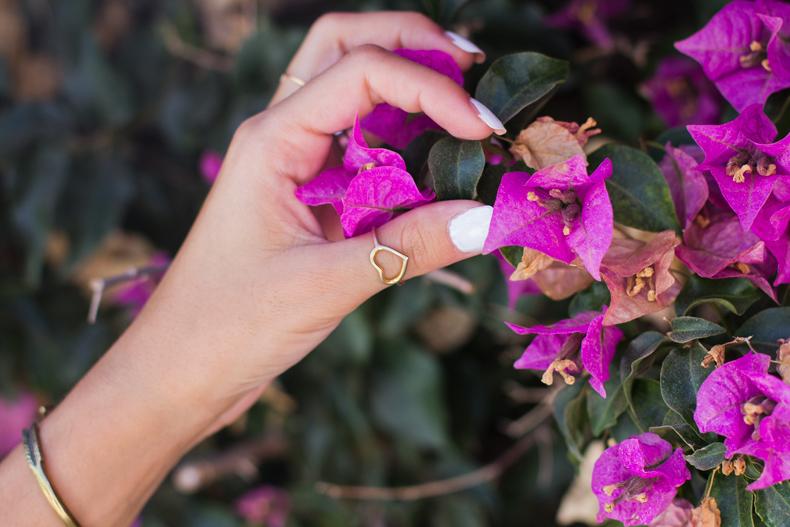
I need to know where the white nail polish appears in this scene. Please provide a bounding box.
[449,205,493,254]
[445,31,485,58]
[469,98,507,135]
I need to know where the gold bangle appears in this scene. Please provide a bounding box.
[22,424,80,527]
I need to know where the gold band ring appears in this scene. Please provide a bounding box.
[369,229,409,286]
[280,72,306,88]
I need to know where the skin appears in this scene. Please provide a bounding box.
[0,12,498,526]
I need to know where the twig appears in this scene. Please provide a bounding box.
[504,386,557,437]
[172,433,288,494]
[87,263,170,323]
[535,427,554,488]
[316,388,555,501]
[424,269,475,294]
[316,420,549,501]
[160,23,234,72]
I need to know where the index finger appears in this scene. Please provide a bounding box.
[261,45,505,184]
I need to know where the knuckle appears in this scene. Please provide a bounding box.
[399,222,437,272]
[400,11,434,27]
[346,43,388,64]
[311,12,342,32]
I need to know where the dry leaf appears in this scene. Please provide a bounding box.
[691,497,721,527]
[778,339,790,385]
[69,231,158,293]
[415,306,477,353]
[532,262,594,301]
[511,248,554,281]
[195,0,256,52]
[510,116,601,170]
[13,53,59,101]
[556,441,604,525]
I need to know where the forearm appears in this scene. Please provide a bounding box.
[0,311,239,526]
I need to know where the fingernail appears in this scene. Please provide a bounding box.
[469,98,506,135]
[449,205,493,254]
[444,31,486,63]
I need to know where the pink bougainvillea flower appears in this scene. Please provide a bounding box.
[508,307,623,397]
[199,150,223,184]
[676,210,778,300]
[483,155,614,280]
[648,498,693,527]
[495,252,539,309]
[767,236,790,285]
[295,118,434,237]
[641,57,721,127]
[592,432,691,526]
[675,0,790,111]
[752,196,790,242]
[112,252,171,316]
[694,353,790,490]
[360,49,463,149]
[0,391,37,457]
[546,0,630,50]
[235,486,290,527]
[659,144,709,229]
[687,104,790,231]
[600,231,681,326]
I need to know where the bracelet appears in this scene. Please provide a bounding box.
[22,423,81,527]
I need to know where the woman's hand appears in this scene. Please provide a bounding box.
[157,12,500,415]
[0,12,501,526]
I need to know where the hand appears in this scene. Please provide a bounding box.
[0,12,502,526]
[154,12,500,416]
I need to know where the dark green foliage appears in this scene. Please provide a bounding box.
[588,144,680,232]
[428,138,485,200]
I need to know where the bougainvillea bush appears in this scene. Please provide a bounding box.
[1,1,788,526]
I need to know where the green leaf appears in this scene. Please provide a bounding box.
[474,52,568,123]
[11,146,69,285]
[669,316,727,343]
[754,481,790,527]
[583,82,645,140]
[499,246,523,268]
[428,137,485,200]
[588,144,680,232]
[476,163,506,206]
[586,370,628,436]
[685,442,725,470]
[736,307,790,352]
[370,341,449,449]
[630,379,669,431]
[554,381,588,462]
[620,332,668,423]
[432,496,487,527]
[659,345,712,427]
[569,282,611,317]
[652,408,705,450]
[676,276,762,316]
[709,473,755,527]
[655,126,694,148]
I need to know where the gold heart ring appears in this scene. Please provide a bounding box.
[369,229,408,286]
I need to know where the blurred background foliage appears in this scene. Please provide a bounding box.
[0,0,734,525]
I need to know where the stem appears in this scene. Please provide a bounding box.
[87,263,170,323]
[703,467,719,499]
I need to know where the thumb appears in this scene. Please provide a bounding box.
[311,201,493,313]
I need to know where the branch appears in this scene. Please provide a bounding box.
[315,397,553,501]
[87,263,170,323]
[172,433,288,494]
[424,269,475,294]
